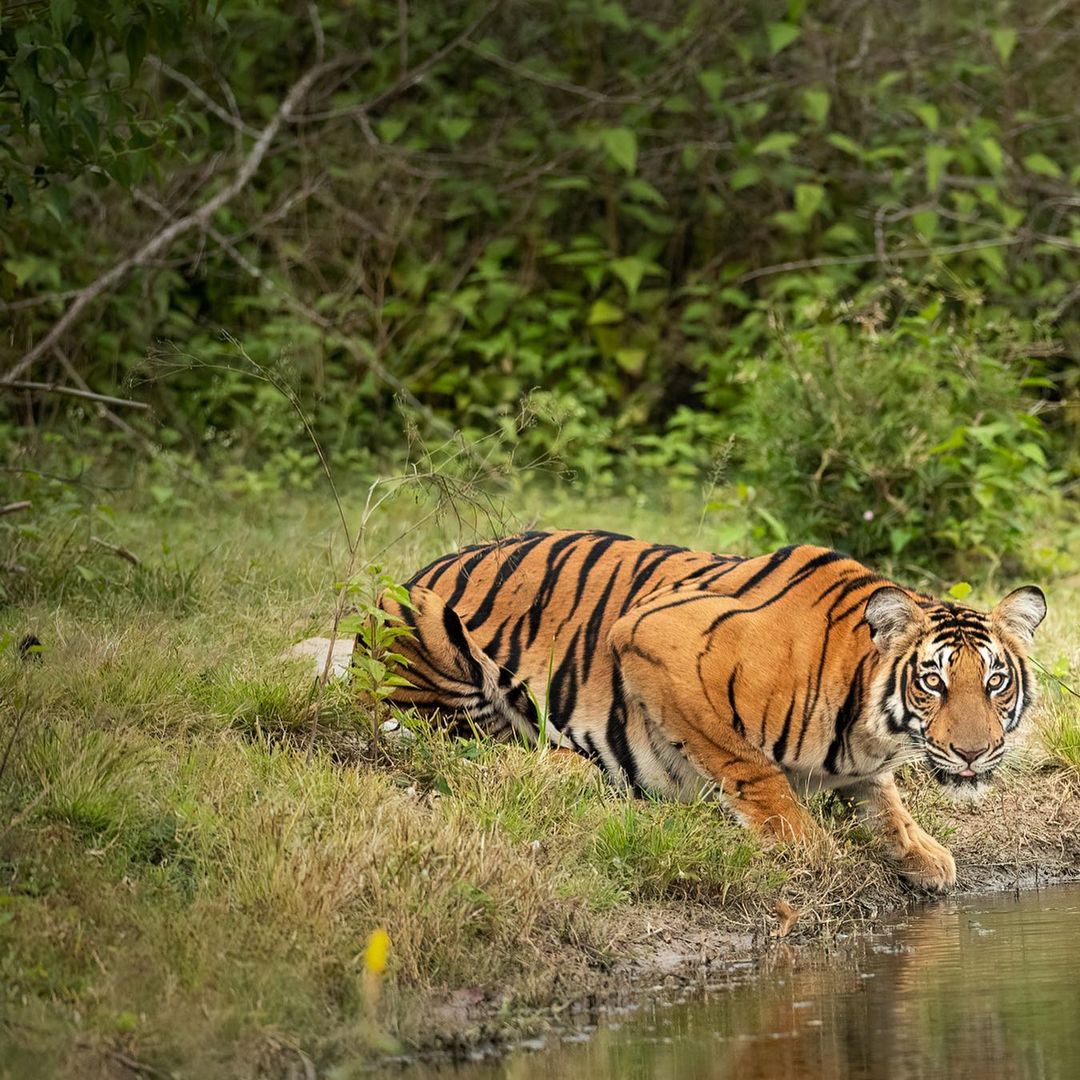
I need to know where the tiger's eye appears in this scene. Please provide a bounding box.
[922,673,944,693]
[987,672,1008,692]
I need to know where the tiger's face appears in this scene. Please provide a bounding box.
[865,584,1047,800]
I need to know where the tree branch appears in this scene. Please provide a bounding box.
[0,380,150,409]
[146,56,259,138]
[2,56,356,386]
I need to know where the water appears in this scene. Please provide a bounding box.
[399,884,1080,1080]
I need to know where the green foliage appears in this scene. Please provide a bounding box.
[0,0,204,238]
[733,306,1064,566]
[3,0,1080,567]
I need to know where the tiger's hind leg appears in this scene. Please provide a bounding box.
[376,585,541,743]
[611,604,821,844]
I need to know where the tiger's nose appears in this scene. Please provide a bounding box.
[951,743,990,764]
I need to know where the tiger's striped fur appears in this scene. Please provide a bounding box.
[382,531,1046,889]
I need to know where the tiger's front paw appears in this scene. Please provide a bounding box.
[894,828,957,892]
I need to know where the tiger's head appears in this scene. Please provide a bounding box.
[865,584,1047,800]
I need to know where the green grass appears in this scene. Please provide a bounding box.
[1,475,1078,1077]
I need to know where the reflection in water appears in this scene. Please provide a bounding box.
[397,885,1080,1080]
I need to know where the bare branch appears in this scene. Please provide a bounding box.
[464,42,646,103]
[91,536,141,566]
[0,380,150,409]
[53,348,151,444]
[146,56,259,138]
[2,55,356,385]
[0,501,32,516]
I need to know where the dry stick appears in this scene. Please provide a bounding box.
[53,347,149,444]
[0,380,150,409]
[0,501,32,516]
[90,536,141,566]
[302,0,499,121]
[146,56,259,137]
[2,55,355,386]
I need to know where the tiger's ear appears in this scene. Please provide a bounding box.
[864,587,926,650]
[991,586,1046,644]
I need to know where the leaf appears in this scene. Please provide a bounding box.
[728,164,761,190]
[801,88,830,126]
[912,103,939,133]
[67,23,95,70]
[924,144,953,192]
[911,209,938,241]
[599,127,637,174]
[752,132,799,157]
[377,118,406,143]
[977,245,1006,275]
[766,21,801,55]
[825,133,863,159]
[794,182,825,220]
[697,68,725,104]
[990,27,1018,64]
[1023,152,1063,178]
[50,0,75,34]
[948,581,973,601]
[978,136,1005,175]
[622,177,667,206]
[615,348,646,375]
[770,211,806,235]
[125,23,147,80]
[437,117,472,143]
[587,299,624,325]
[610,255,659,296]
[1018,441,1047,466]
[823,222,860,247]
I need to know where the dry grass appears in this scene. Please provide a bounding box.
[1,482,1079,1078]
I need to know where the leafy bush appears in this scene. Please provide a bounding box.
[732,304,1063,567]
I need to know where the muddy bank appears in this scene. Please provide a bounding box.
[404,765,1080,1063]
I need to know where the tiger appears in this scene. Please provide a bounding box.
[379,531,1047,890]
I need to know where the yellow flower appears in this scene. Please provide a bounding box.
[364,928,390,975]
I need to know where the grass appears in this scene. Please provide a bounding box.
[1,472,1079,1078]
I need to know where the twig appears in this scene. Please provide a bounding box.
[0,501,32,516]
[465,42,645,103]
[53,348,149,443]
[0,702,30,799]
[1032,656,1080,700]
[146,56,259,138]
[2,55,356,385]
[126,189,456,442]
[0,380,149,410]
[91,536,141,566]
[105,1049,176,1080]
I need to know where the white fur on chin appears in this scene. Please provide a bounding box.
[940,779,989,806]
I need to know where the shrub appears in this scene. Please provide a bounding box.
[732,307,1061,568]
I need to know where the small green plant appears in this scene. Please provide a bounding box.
[338,565,415,753]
